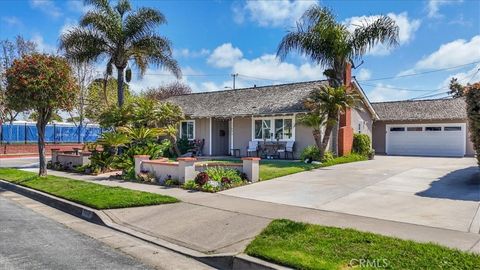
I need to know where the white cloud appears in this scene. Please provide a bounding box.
[128,66,204,93]
[66,0,92,14]
[233,0,318,27]
[1,16,23,28]
[31,34,57,54]
[344,12,421,56]
[356,68,372,80]
[207,43,243,68]
[427,0,463,18]
[59,18,78,35]
[174,48,210,58]
[441,63,480,87]
[30,0,62,18]
[367,83,411,102]
[232,54,325,82]
[414,35,480,70]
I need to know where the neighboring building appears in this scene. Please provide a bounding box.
[167,77,377,158]
[372,98,474,157]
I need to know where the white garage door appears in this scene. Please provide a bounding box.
[386,123,466,157]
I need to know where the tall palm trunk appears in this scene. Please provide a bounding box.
[117,67,125,107]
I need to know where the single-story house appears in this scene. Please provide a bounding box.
[167,72,473,158]
[167,70,377,158]
[372,98,474,157]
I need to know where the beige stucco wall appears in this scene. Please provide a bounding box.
[232,117,252,157]
[372,119,474,156]
[351,103,373,138]
[193,118,211,155]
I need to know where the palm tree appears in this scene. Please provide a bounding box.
[297,113,325,150]
[303,85,359,157]
[277,5,399,87]
[60,0,181,107]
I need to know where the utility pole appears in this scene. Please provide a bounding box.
[231,73,238,90]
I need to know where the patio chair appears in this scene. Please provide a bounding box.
[246,141,259,157]
[277,141,295,159]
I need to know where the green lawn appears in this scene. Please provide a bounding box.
[200,154,367,181]
[246,219,480,270]
[0,168,179,209]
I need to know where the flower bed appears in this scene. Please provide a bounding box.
[182,166,249,192]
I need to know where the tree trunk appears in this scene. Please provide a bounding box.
[37,115,47,176]
[312,129,322,149]
[116,67,124,107]
[320,120,336,159]
[171,137,181,157]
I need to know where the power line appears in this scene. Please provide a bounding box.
[357,60,480,82]
[360,83,447,92]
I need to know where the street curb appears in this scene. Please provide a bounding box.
[0,179,287,270]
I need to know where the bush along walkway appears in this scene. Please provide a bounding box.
[246,219,480,270]
[0,168,179,209]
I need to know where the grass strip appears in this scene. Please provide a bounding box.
[0,168,179,209]
[246,219,480,270]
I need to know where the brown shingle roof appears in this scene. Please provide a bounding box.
[166,80,328,118]
[372,98,467,121]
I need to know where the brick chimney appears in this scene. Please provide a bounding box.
[338,62,354,156]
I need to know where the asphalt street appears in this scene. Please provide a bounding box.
[0,157,40,168]
[0,193,152,270]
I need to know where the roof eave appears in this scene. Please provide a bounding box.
[352,78,379,120]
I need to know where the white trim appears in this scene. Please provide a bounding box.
[179,120,195,140]
[230,117,234,153]
[251,115,296,141]
[209,117,212,155]
[385,123,466,156]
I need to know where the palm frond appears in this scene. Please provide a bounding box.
[125,7,166,42]
[115,0,132,16]
[60,27,110,63]
[348,15,399,59]
[84,0,110,11]
[80,10,120,42]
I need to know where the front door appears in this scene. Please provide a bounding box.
[212,118,229,156]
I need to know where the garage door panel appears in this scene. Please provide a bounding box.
[386,124,465,157]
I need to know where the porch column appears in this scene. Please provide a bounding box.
[209,117,212,155]
[230,117,234,155]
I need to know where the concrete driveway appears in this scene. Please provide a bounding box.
[221,156,480,233]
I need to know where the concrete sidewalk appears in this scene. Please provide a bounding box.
[23,169,480,255]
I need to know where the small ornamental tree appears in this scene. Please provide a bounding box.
[6,54,78,176]
[465,82,480,166]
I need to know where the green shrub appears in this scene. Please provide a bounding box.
[177,138,191,155]
[183,180,199,190]
[323,151,334,162]
[352,133,371,156]
[300,145,321,162]
[204,167,243,184]
[165,179,179,186]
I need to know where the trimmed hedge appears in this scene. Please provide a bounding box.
[352,133,371,156]
[465,83,480,166]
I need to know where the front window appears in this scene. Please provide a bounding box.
[254,119,271,140]
[254,117,294,141]
[180,120,195,140]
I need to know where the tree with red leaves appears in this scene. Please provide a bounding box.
[6,54,78,176]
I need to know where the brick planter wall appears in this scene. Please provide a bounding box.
[0,143,84,156]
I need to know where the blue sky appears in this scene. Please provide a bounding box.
[1,0,479,102]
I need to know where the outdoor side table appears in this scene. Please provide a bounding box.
[230,148,240,157]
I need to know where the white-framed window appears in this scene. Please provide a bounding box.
[180,120,195,140]
[252,116,295,141]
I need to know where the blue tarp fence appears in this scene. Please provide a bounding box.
[0,123,102,144]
